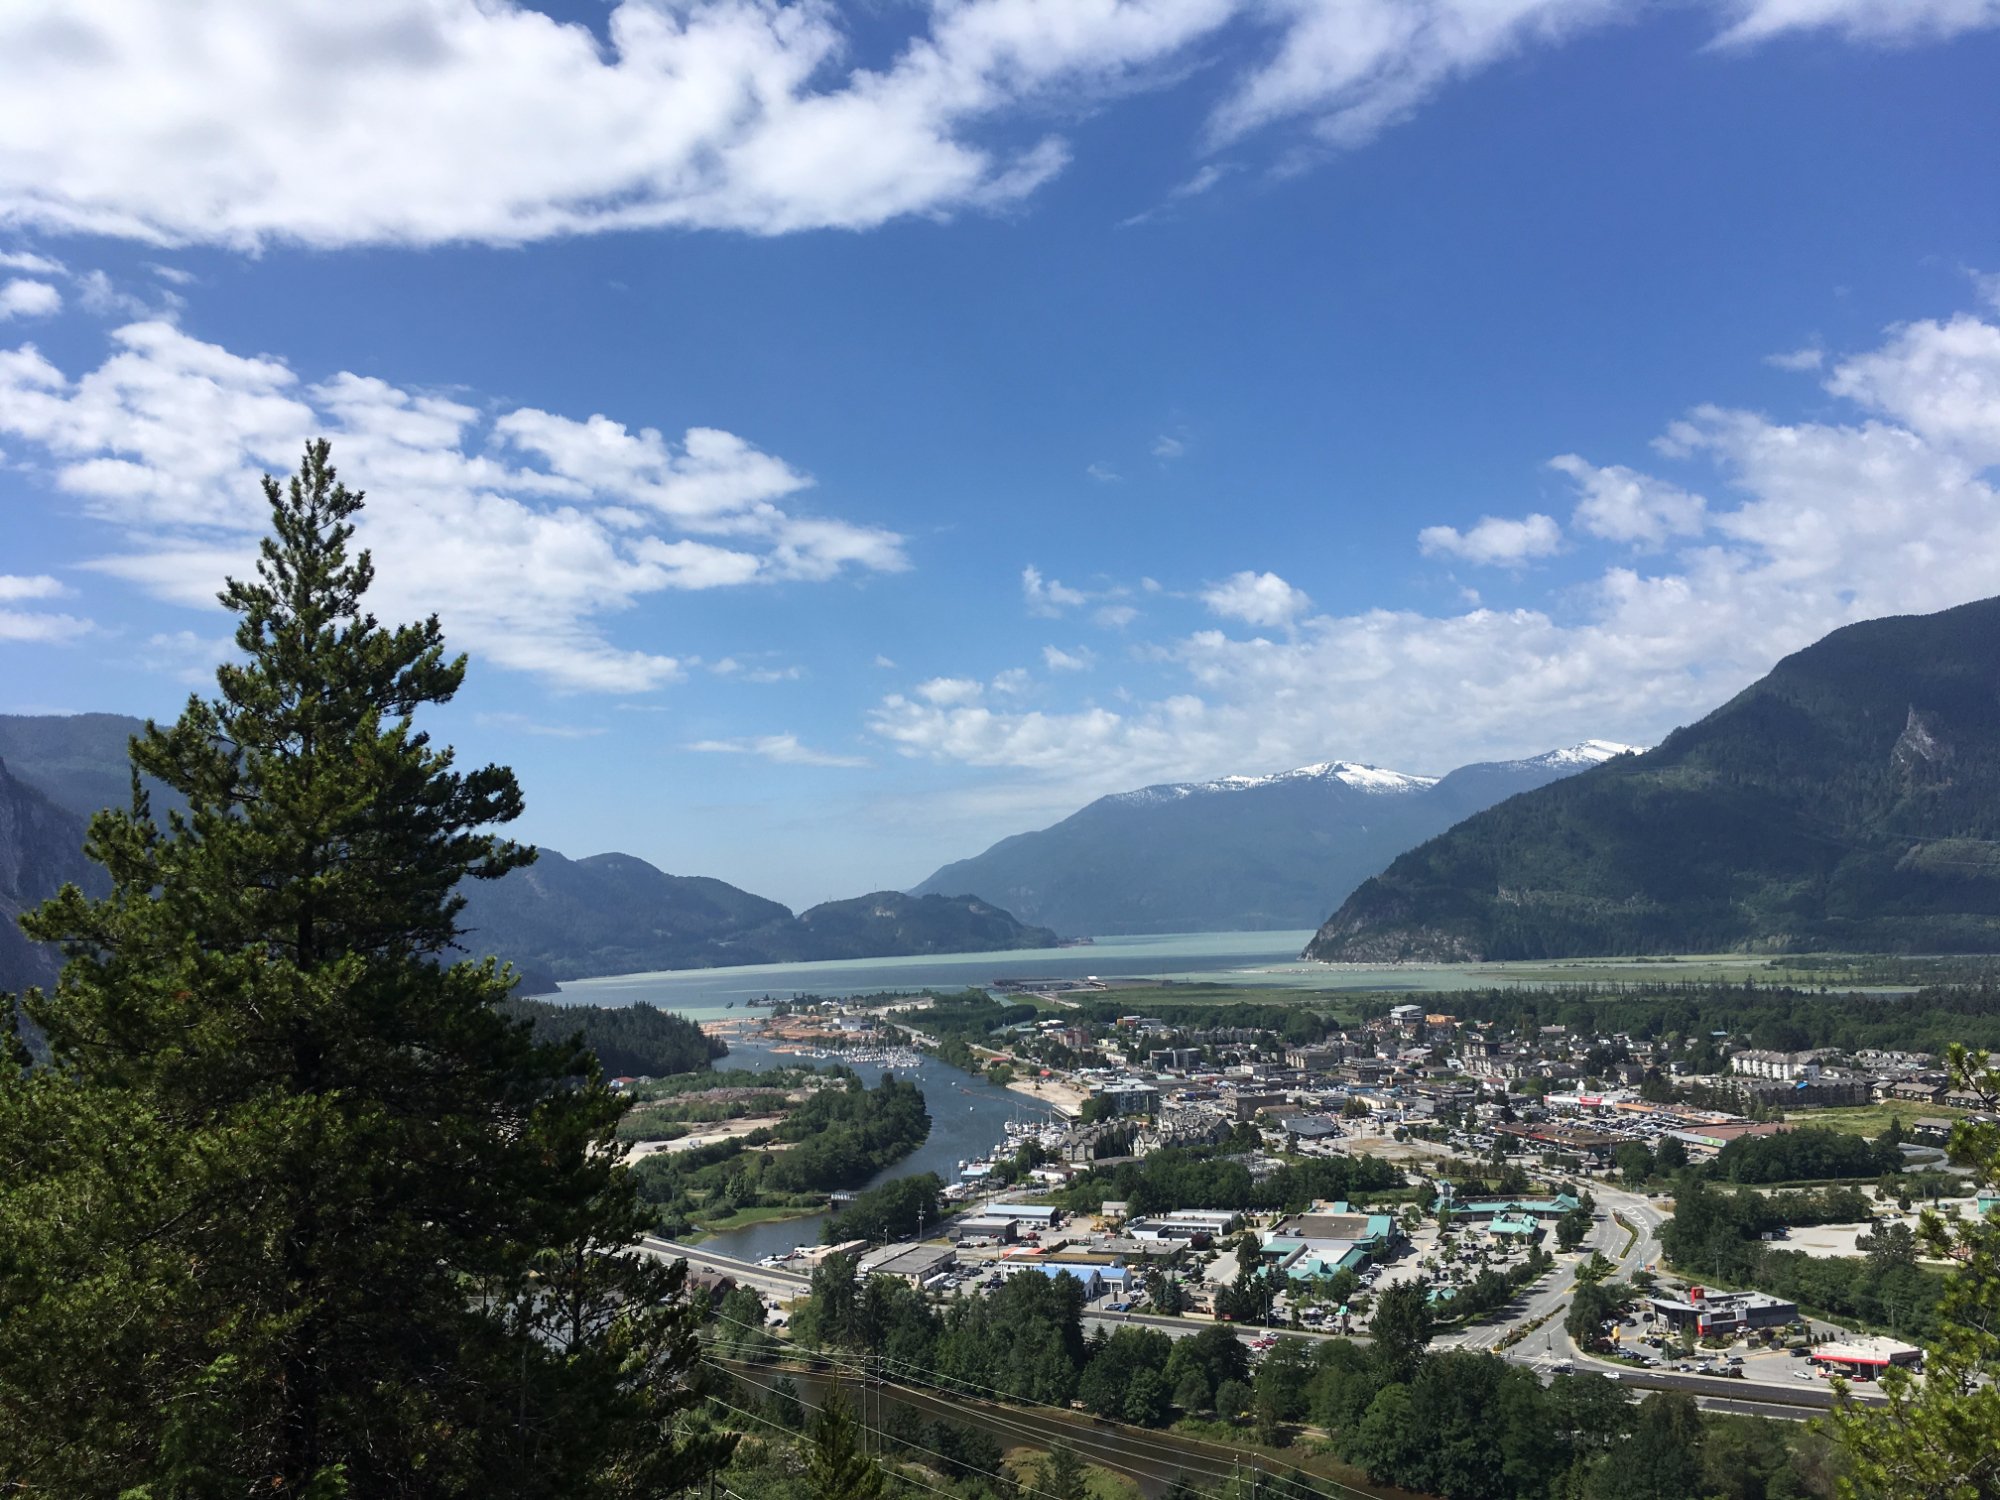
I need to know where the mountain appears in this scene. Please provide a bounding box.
[0,757,105,994]
[0,712,174,823]
[911,742,1638,935]
[0,714,1057,992]
[1308,597,2000,963]
[459,855,1058,983]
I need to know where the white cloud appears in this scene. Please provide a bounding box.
[872,300,2000,823]
[1085,461,1122,483]
[1094,603,1140,628]
[1711,0,2000,48]
[873,653,898,668]
[1152,434,1187,459]
[1021,564,1087,616]
[0,279,60,320]
[1977,269,2000,313]
[990,666,1033,696]
[0,251,64,275]
[1764,346,1824,371]
[0,320,905,692]
[0,572,90,642]
[0,573,65,601]
[1200,569,1311,626]
[1207,0,1627,151]
[0,0,1230,249]
[1042,644,1095,671]
[0,607,91,643]
[917,676,985,706]
[1550,454,1707,548]
[1417,511,1563,566]
[686,733,869,768]
[0,2,1979,253]
[1823,313,2000,465]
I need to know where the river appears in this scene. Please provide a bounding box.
[693,1037,1062,1262]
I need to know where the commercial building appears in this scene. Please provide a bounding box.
[1647,1286,1797,1335]
[1436,1192,1581,1222]
[1128,1209,1239,1242]
[984,1204,1063,1230]
[861,1244,958,1287]
[1811,1337,1923,1378]
[954,1215,1020,1244]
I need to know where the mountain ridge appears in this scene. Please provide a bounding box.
[912,740,1639,936]
[1306,597,2000,962]
[0,713,1058,994]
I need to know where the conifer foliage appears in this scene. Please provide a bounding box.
[0,443,733,1497]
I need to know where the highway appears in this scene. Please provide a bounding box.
[645,1209,1884,1418]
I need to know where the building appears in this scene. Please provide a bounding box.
[1260,1203,1396,1279]
[1092,1080,1160,1117]
[1730,1075,1873,1109]
[984,1204,1063,1230]
[1729,1049,1828,1081]
[1278,1114,1343,1144]
[1811,1337,1923,1378]
[861,1243,958,1287]
[1665,1121,1791,1155]
[1485,1212,1545,1245]
[1648,1286,1797,1335]
[1022,1262,1105,1296]
[954,1215,1020,1244]
[1436,1192,1581,1222]
[1128,1209,1239,1243]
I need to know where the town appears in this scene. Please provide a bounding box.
[660,981,1995,1450]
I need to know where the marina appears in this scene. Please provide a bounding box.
[696,1037,1063,1263]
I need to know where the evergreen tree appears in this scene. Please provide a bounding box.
[1368,1279,1435,1384]
[806,1389,884,1500]
[1833,1043,2000,1499]
[1039,1442,1090,1500]
[0,444,731,1497]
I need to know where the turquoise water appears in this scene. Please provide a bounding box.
[549,929,1499,1018]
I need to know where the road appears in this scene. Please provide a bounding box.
[656,1216,1884,1418]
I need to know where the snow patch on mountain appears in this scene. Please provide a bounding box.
[1109,742,1638,807]
[1499,739,1645,770]
[1113,759,1437,805]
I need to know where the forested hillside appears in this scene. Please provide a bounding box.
[1310,597,2000,961]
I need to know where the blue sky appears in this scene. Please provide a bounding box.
[3,0,1999,908]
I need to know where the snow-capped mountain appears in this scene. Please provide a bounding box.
[912,741,1641,937]
[1113,760,1439,806]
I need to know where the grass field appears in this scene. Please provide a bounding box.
[686,1201,825,1238]
[1783,1103,1968,1139]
